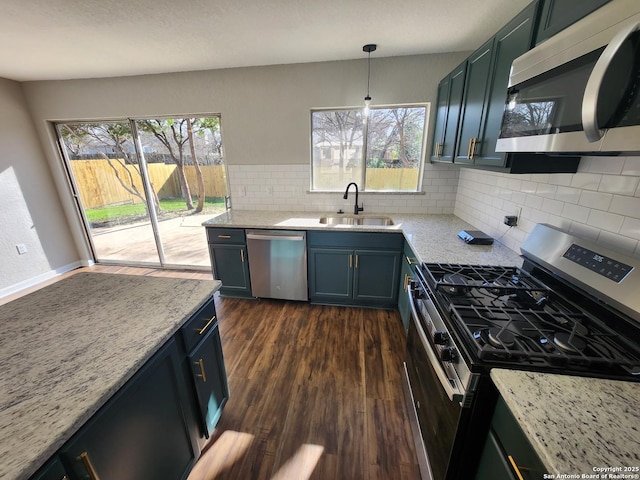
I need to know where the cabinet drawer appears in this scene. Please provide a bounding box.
[207,227,246,244]
[30,457,68,480]
[308,231,403,250]
[181,297,217,352]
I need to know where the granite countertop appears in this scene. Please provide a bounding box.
[203,210,523,266]
[0,272,221,480]
[491,369,640,477]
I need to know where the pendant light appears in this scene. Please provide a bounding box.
[363,44,377,117]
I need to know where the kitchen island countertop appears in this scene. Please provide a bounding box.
[203,210,523,266]
[491,369,640,476]
[0,272,220,480]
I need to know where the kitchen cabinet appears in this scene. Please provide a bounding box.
[397,241,418,332]
[59,339,199,480]
[431,1,580,174]
[431,63,467,163]
[308,231,403,308]
[181,298,229,438]
[454,38,495,165]
[207,227,252,297]
[475,396,546,480]
[30,457,69,480]
[534,0,611,45]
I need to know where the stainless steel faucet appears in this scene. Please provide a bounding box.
[343,182,364,215]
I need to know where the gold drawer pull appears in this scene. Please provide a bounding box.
[355,254,359,269]
[241,249,245,262]
[197,316,216,335]
[217,234,232,239]
[508,455,525,480]
[194,358,207,382]
[349,254,353,268]
[405,255,415,265]
[79,452,101,480]
[470,137,478,160]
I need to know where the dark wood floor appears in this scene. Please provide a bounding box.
[189,296,421,480]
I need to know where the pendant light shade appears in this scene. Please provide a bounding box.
[363,44,377,116]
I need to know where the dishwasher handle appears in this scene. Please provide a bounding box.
[246,232,305,242]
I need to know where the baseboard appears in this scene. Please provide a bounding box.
[0,261,84,301]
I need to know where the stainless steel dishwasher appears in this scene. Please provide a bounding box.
[245,230,308,301]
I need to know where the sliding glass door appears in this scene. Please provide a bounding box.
[57,116,228,268]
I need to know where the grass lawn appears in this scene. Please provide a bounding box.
[86,197,225,222]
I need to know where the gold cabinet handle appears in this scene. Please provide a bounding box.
[405,255,415,265]
[197,315,216,335]
[403,274,410,291]
[349,254,353,268]
[434,142,441,157]
[508,455,525,480]
[217,234,231,239]
[241,249,245,262]
[194,358,207,382]
[79,452,101,480]
[467,137,473,159]
[470,137,478,160]
[355,254,359,269]
[62,476,69,480]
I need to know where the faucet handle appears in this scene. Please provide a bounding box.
[355,202,364,214]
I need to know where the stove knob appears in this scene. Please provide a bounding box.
[433,331,449,345]
[440,347,458,363]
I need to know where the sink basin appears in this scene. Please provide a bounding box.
[319,216,393,226]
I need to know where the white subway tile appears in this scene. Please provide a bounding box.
[578,190,613,210]
[580,156,624,174]
[622,157,640,176]
[609,195,640,219]
[598,175,640,195]
[561,203,590,223]
[555,186,581,204]
[586,209,624,232]
[570,173,601,190]
[620,217,640,241]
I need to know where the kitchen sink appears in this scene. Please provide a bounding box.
[319,216,394,226]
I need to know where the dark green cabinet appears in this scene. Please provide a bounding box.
[397,242,418,332]
[207,228,252,297]
[186,323,229,438]
[430,1,580,174]
[59,339,198,480]
[308,231,403,308]
[431,63,467,163]
[534,0,611,45]
[475,397,546,480]
[30,457,69,480]
[455,38,495,165]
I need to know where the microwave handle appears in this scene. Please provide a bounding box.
[583,21,640,142]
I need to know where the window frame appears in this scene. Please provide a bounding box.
[309,103,430,193]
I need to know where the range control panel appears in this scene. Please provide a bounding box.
[563,244,634,283]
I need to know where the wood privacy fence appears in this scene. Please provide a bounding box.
[70,159,228,209]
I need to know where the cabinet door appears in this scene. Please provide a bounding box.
[476,3,537,168]
[308,248,353,302]
[535,0,610,45]
[60,340,196,480]
[474,429,517,480]
[431,77,451,161]
[455,39,495,165]
[30,457,69,480]
[209,244,252,297]
[188,323,229,438]
[353,250,401,306]
[440,62,467,163]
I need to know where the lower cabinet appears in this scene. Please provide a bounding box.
[397,242,418,332]
[475,396,546,480]
[207,227,252,297]
[307,231,403,308]
[59,339,198,480]
[179,296,230,439]
[30,457,69,480]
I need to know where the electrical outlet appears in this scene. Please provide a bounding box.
[504,215,518,227]
[16,243,27,255]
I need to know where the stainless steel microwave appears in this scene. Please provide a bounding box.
[496,0,640,154]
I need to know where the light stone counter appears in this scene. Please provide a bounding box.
[203,210,523,266]
[0,272,220,480]
[491,369,640,477]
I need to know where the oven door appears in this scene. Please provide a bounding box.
[403,284,465,480]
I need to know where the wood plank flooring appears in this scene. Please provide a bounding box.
[189,297,420,480]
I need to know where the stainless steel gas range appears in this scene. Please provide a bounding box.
[403,224,640,480]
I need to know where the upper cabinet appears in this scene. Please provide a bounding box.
[534,0,611,45]
[430,0,584,174]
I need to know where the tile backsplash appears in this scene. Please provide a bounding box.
[228,163,460,214]
[454,156,640,257]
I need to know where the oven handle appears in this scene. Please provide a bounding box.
[408,285,464,403]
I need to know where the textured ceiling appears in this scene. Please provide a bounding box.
[1,0,531,82]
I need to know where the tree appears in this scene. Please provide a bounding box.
[138,119,196,209]
[59,123,160,214]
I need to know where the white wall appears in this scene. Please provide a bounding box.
[0,78,80,294]
[454,157,640,258]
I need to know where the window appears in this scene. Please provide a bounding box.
[311,105,428,192]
